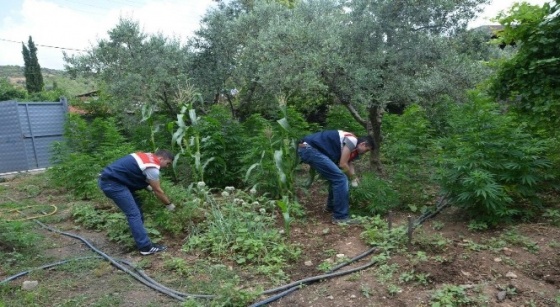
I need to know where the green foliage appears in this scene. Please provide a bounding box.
[198,0,488,156]
[383,104,436,207]
[243,105,310,199]
[325,105,366,135]
[434,91,553,225]
[64,18,190,118]
[0,220,41,254]
[21,36,44,94]
[360,215,408,252]
[543,208,560,226]
[196,105,247,187]
[172,89,216,185]
[71,203,140,248]
[140,181,205,235]
[0,78,26,100]
[350,173,399,215]
[490,1,560,135]
[182,187,300,268]
[48,150,101,200]
[430,284,473,306]
[48,115,134,199]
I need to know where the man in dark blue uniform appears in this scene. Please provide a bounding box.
[98,150,174,255]
[298,131,374,224]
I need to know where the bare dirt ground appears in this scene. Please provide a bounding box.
[1,174,559,306]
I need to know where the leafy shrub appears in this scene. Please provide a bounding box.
[430,284,473,306]
[0,220,41,253]
[350,173,399,215]
[48,115,134,199]
[196,105,246,187]
[434,91,553,225]
[141,181,205,235]
[182,187,301,268]
[383,104,436,208]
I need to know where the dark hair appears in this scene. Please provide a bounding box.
[357,135,375,150]
[155,149,174,161]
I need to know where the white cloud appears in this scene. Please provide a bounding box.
[0,0,216,69]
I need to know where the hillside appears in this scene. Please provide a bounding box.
[0,65,96,97]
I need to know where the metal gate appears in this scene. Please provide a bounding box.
[0,98,68,174]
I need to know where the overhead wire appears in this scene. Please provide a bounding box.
[0,38,86,52]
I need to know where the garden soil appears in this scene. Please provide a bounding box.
[1,175,559,306]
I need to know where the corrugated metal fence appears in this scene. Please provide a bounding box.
[0,98,68,174]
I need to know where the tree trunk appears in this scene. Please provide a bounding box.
[368,105,384,175]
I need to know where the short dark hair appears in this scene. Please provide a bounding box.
[155,149,174,161]
[357,135,375,149]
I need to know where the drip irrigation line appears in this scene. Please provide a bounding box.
[250,246,378,306]
[9,195,450,305]
[414,195,450,228]
[34,220,215,301]
[0,256,100,284]
[250,196,451,306]
[0,204,58,221]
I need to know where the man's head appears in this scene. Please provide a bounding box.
[155,149,174,168]
[356,135,375,154]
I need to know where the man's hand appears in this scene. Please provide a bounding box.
[166,203,176,211]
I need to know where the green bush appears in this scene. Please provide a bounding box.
[434,91,553,225]
[383,104,437,208]
[242,106,311,199]
[350,173,399,215]
[48,115,134,199]
[196,105,247,188]
[0,220,41,253]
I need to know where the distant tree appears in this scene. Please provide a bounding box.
[64,18,191,118]
[0,78,27,100]
[21,36,44,93]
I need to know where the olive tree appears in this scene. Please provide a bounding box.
[64,18,191,118]
[199,0,490,172]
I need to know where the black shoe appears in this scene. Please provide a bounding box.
[332,218,360,225]
[323,206,333,213]
[139,244,167,255]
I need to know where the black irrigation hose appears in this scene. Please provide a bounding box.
[34,220,215,301]
[0,256,100,284]
[1,256,150,285]
[250,261,377,307]
[13,198,450,306]
[250,196,452,306]
[414,195,451,228]
[249,245,379,306]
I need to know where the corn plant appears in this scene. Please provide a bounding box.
[172,100,214,184]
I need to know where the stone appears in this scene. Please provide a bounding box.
[22,280,38,290]
[497,290,507,302]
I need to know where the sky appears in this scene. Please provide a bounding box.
[0,0,552,70]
